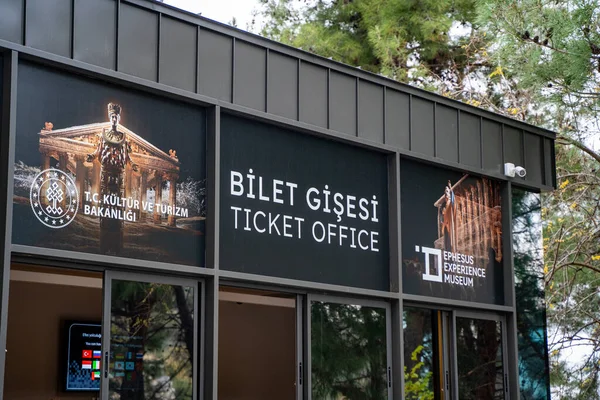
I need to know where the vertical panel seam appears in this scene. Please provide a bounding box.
[326,69,330,130]
[355,77,359,137]
[70,0,75,59]
[156,12,161,83]
[265,48,269,113]
[433,102,437,158]
[500,123,505,164]
[479,116,483,169]
[521,129,526,179]
[22,0,27,45]
[296,58,300,121]
[382,86,387,144]
[195,26,200,94]
[408,94,412,151]
[115,0,120,71]
[457,110,461,163]
[231,37,235,103]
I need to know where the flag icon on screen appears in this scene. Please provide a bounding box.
[93,360,101,370]
[91,370,101,380]
[82,349,92,358]
[136,351,143,359]
[82,360,92,369]
[93,350,101,358]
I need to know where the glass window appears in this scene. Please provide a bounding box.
[108,279,196,400]
[311,300,389,399]
[403,307,439,400]
[512,189,551,399]
[455,317,504,399]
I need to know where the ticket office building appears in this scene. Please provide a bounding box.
[0,1,555,399]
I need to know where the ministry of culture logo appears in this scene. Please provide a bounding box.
[30,168,79,228]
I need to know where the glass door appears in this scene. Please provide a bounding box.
[101,271,199,400]
[403,307,508,400]
[453,312,507,400]
[308,295,392,400]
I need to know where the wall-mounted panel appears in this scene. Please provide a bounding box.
[299,62,327,128]
[26,0,72,57]
[159,17,196,92]
[435,104,458,163]
[459,112,481,168]
[198,29,232,102]
[524,132,543,184]
[329,71,356,135]
[0,0,23,44]
[220,114,389,291]
[358,81,384,143]
[504,126,523,166]
[267,52,298,120]
[411,98,434,156]
[118,4,158,81]
[73,0,116,69]
[12,62,207,267]
[234,41,266,111]
[482,119,503,174]
[385,90,410,149]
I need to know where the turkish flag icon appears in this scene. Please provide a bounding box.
[82,349,92,359]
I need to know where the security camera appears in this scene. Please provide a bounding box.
[514,166,527,178]
[504,163,527,178]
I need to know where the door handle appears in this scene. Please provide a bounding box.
[104,351,109,379]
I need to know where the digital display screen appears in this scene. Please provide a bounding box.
[65,322,102,391]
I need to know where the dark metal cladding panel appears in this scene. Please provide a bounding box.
[26,0,72,57]
[435,104,458,163]
[544,138,554,186]
[411,97,435,156]
[298,62,328,128]
[0,0,23,43]
[459,112,481,168]
[197,29,232,102]
[358,80,384,143]
[503,126,524,166]
[267,51,298,120]
[159,17,196,92]
[384,89,410,149]
[524,132,543,184]
[482,119,503,174]
[329,71,357,135]
[73,0,116,69]
[118,4,158,81]
[234,41,266,111]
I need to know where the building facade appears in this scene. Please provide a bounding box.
[0,1,554,399]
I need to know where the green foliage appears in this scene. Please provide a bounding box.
[311,302,388,399]
[404,345,434,400]
[257,0,600,396]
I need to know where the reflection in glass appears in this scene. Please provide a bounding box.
[311,301,387,399]
[403,307,437,400]
[456,317,504,400]
[110,280,194,400]
[512,189,551,399]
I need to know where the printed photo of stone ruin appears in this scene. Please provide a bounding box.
[12,103,206,266]
[434,175,502,264]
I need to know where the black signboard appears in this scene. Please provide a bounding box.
[220,115,389,291]
[401,160,504,304]
[12,63,206,266]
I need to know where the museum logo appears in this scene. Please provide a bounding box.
[414,245,484,287]
[30,168,79,228]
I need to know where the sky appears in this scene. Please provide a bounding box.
[163,0,262,31]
